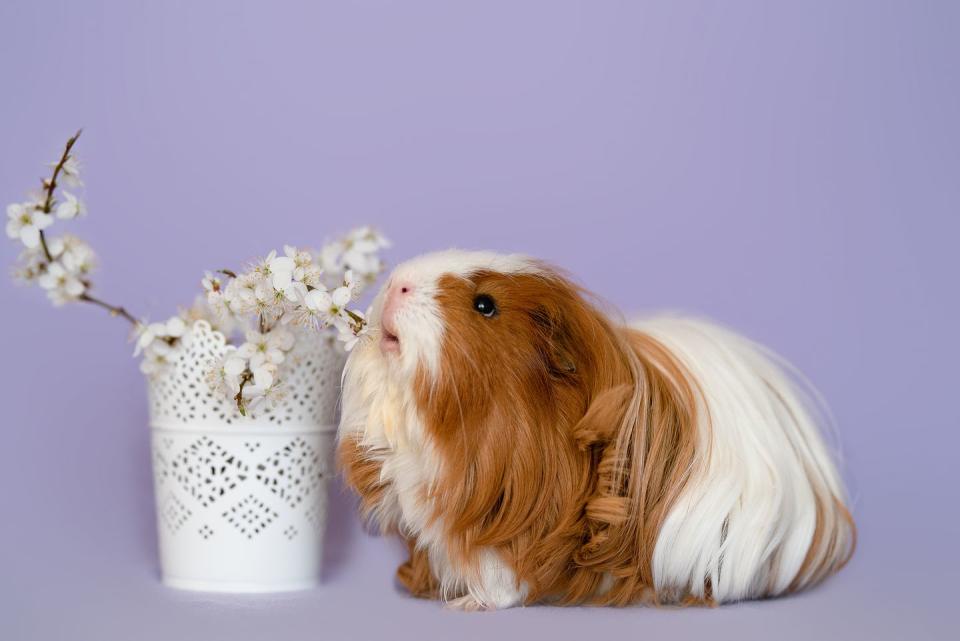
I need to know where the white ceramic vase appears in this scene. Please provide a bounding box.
[147,320,344,593]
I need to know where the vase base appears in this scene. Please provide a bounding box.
[162,575,319,594]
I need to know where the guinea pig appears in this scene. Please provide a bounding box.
[337,250,855,610]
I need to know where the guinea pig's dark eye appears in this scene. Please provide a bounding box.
[473,294,497,318]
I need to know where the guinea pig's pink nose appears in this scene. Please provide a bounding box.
[380,280,414,353]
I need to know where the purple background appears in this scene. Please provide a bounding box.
[1,1,957,639]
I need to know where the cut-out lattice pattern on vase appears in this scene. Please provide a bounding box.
[172,436,249,507]
[147,320,343,594]
[222,494,280,539]
[255,437,326,509]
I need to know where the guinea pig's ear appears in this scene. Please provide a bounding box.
[531,304,578,377]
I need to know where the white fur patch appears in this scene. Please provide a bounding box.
[635,316,853,602]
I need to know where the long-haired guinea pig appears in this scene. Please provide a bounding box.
[338,250,855,610]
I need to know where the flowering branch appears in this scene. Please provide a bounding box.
[8,132,390,417]
[6,132,142,328]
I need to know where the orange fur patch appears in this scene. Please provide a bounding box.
[337,435,389,527]
[396,537,440,599]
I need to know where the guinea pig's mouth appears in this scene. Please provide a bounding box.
[380,327,401,354]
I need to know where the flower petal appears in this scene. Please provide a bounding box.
[332,286,351,307]
[45,236,64,257]
[224,356,247,376]
[269,328,295,351]
[165,316,186,337]
[55,201,76,220]
[34,212,54,230]
[252,365,274,389]
[65,278,85,297]
[20,225,40,248]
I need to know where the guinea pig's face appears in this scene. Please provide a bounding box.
[362,251,533,375]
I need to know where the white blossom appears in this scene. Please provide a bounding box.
[258,381,287,406]
[315,227,389,290]
[223,355,247,387]
[205,290,231,318]
[317,240,345,275]
[213,349,287,413]
[182,295,237,336]
[348,225,390,251]
[44,236,65,258]
[251,249,287,282]
[284,245,322,287]
[139,346,172,377]
[342,269,362,301]
[58,156,83,187]
[134,315,184,378]
[201,271,223,294]
[6,203,53,249]
[252,278,284,321]
[300,286,354,331]
[223,273,260,315]
[285,286,325,328]
[284,245,313,269]
[59,237,96,275]
[331,285,353,320]
[268,252,296,282]
[133,316,185,356]
[250,360,277,389]
[337,325,361,351]
[37,261,85,305]
[205,361,233,396]
[134,323,165,357]
[55,191,85,220]
[204,271,242,321]
[165,316,186,338]
[269,266,308,304]
[302,288,334,326]
[236,328,294,368]
[11,247,47,283]
[297,263,322,288]
[342,226,389,278]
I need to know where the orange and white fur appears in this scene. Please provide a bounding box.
[338,251,855,609]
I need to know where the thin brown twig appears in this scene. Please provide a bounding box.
[234,371,253,415]
[78,293,139,326]
[38,130,82,262]
[42,129,82,212]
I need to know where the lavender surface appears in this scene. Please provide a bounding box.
[1,2,956,639]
